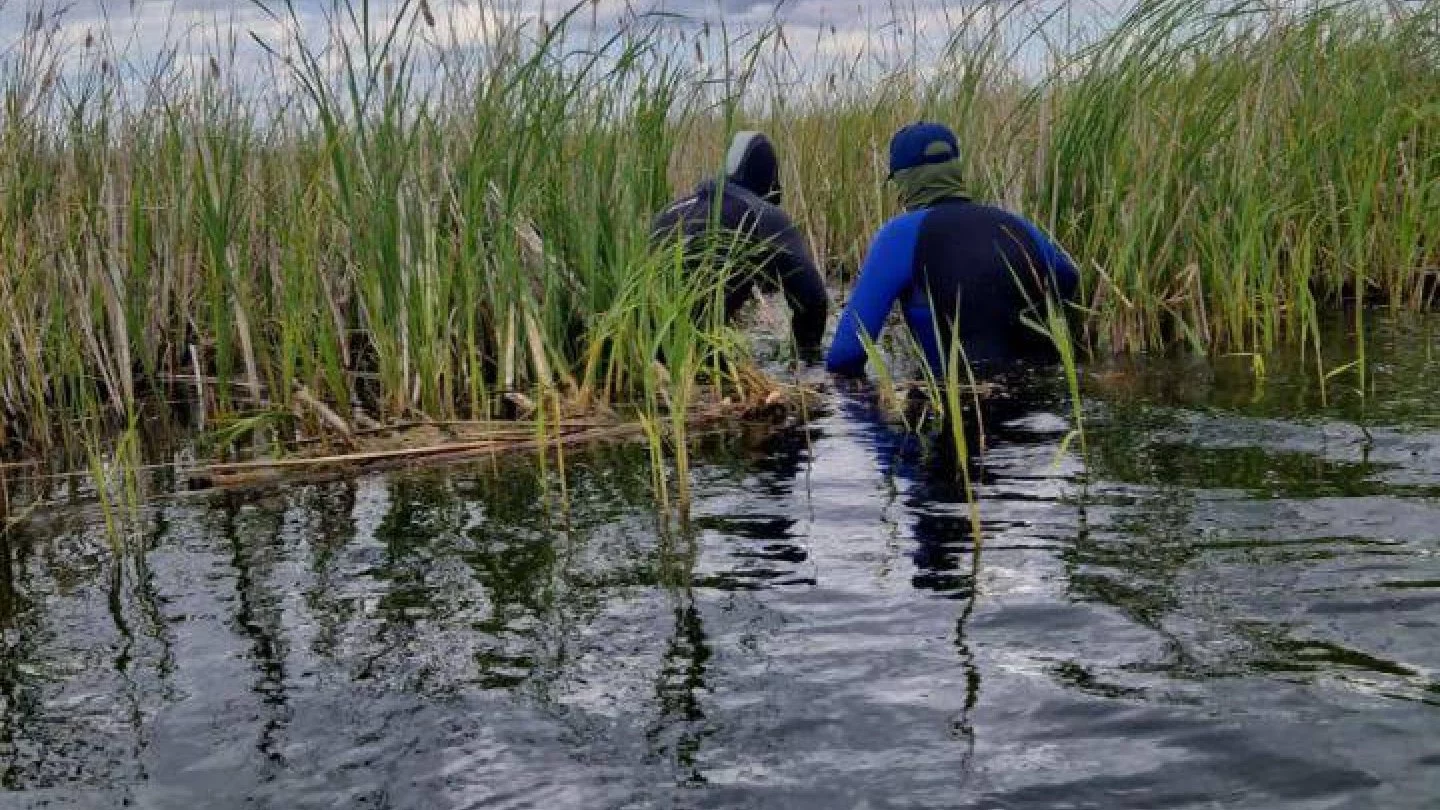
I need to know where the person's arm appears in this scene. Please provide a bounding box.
[750,203,830,355]
[1020,218,1080,303]
[825,212,926,377]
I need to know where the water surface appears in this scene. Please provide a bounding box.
[1,314,1438,809]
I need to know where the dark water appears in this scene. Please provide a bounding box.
[2,315,1438,809]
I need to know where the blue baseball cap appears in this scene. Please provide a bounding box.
[888,121,960,178]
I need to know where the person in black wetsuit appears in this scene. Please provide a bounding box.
[651,131,830,359]
[827,122,1081,378]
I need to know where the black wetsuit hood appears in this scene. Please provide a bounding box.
[725,131,782,206]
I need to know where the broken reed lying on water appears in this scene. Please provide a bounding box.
[0,0,1436,457]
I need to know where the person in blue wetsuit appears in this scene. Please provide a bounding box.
[826,122,1080,377]
[652,131,830,358]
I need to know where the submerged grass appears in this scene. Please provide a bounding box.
[0,0,1436,499]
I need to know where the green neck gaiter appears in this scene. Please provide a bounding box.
[892,160,969,211]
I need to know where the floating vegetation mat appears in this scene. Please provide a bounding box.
[190,381,829,492]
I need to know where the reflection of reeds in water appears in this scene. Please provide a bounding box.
[0,0,1434,501]
[0,467,12,629]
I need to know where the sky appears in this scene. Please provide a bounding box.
[0,0,1122,94]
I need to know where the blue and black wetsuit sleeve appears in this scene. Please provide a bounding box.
[825,211,926,377]
[1017,218,1080,304]
[750,202,830,352]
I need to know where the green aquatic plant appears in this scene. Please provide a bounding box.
[1023,285,1088,466]
[937,321,985,548]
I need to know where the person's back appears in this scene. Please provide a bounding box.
[910,198,1078,365]
[827,122,1079,377]
[650,132,828,355]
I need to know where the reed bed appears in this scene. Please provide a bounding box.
[766,0,1440,356]
[0,0,1435,479]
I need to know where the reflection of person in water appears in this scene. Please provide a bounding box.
[686,420,824,593]
[835,370,1061,597]
[827,375,1070,776]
